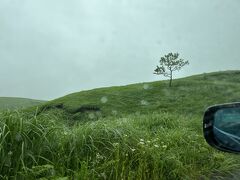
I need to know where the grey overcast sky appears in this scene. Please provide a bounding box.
[0,0,240,100]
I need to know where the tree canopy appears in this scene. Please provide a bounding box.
[154,53,189,87]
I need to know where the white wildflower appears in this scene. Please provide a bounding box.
[96,153,104,160]
[131,148,136,152]
[139,142,145,145]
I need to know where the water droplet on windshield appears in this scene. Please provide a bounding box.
[112,110,118,115]
[135,111,141,116]
[15,133,22,142]
[96,111,102,117]
[88,113,95,119]
[143,84,150,90]
[141,100,149,106]
[100,96,108,103]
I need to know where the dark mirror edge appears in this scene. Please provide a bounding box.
[203,102,240,154]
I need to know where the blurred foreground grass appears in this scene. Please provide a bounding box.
[0,110,239,179]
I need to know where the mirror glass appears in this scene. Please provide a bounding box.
[213,107,240,151]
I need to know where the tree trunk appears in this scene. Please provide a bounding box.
[169,71,173,87]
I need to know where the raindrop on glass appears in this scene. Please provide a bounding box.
[143,84,149,90]
[96,111,102,117]
[88,113,95,119]
[15,133,22,142]
[112,110,118,115]
[135,111,141,116]
[141,100,149,106]
[100,96,108,103]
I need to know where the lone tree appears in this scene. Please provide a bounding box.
[154,53,189,87]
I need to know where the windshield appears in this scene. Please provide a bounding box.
[0,1,240,179]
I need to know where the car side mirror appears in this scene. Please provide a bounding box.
[203,102,240,153]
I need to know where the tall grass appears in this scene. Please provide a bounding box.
[0,110,239,179]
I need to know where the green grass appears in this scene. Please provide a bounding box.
[1,70,240,179]
[39,70,240,117]
[1,111,239,179]
[0,97,45,110]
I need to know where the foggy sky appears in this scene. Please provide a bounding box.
[0,0,240,100]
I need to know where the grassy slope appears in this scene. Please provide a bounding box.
[41,70,240,117]
[1,70,240,179]
[0,97,45,110]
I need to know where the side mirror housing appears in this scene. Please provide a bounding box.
[203,102,240,153]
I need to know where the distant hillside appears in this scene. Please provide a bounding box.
[0,97,46,110]
[38,70,240,119]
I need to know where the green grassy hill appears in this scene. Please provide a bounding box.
[1,70,240,179]
[39,70,240,119]
[0,97,45,110]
